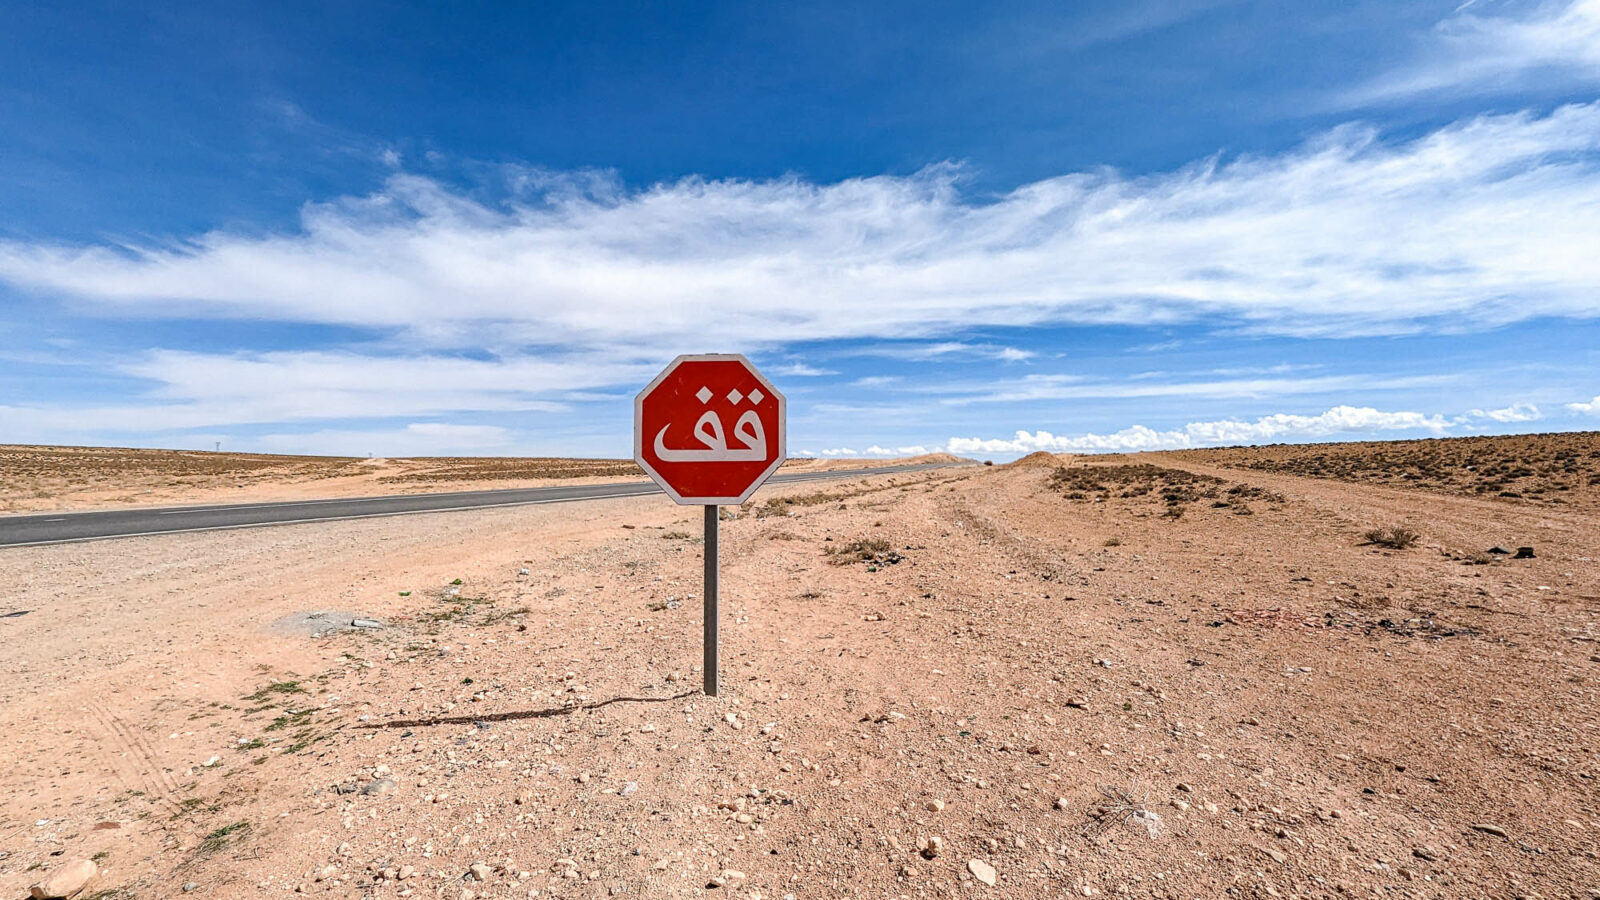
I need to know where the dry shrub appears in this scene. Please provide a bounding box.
[1363,526,1420,549]
[825,538,901,566]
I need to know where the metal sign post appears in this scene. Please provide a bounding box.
[633,354,785,697]
[703,504,719,696]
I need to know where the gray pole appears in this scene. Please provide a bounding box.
[703,504,719,696]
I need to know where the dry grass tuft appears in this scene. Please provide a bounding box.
[1362,525,1420,549]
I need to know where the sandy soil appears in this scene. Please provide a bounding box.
[0,446,938,515]
[1,447,1596,899]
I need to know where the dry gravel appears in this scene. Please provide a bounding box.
[1,450,1597,899]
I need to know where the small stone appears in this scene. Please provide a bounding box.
[926,799,945,812]
[469,863,492,882]
[1262,847,1286,864]
[29,859,97,899]
[1513,546,1535,559]
[722,870,746,881]
[967,859,997,886]
[361,777,397,796]
[1470,823,1507,838]
[182,883,199,893]
[578,773,591,784]
[652,858,670,871]
[398,866,415,880]
[1412,846,1439,861]
[1054,797,1069,811]
[919,836,943,859]
[724,713,741,728]
[1175,782,1193,793]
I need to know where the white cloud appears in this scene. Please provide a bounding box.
[851,375,902,389]
[771,362,838,376]
[0,350,607,435]
[255,423,516,457]
[3,103,1598,360]
[945,405,1452,454]
[851,342,1037,362]
[864,444,933,457]
[1467,402,1542,422]
[1568,395,1600,414]
[1349,0,1600,104]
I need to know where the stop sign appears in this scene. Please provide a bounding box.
[635,354,786,505]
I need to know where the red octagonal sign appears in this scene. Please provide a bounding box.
[635,354,786,505]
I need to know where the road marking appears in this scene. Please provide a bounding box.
[150,486,656,515]
[0,490,662,548]
[0,464,957,548]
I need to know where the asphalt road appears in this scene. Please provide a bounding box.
[0,463,957,548]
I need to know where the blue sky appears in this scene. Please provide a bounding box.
[2,0,1598,459]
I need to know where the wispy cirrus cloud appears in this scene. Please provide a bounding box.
[925,371,1459,405]
[0,350,611,438]
[255,423,516,457]
[770,362,838,377]
[848,342,1037,362]
[3,103,1599,363]
[1346,0,1600,105]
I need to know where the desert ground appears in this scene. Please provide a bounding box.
[0,446,947,515]
[1,433,1597,899]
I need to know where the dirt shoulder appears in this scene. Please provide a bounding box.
[1,461,1595,899]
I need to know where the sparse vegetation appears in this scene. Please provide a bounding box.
[197,820,251,855]
[244,681,305,702]
[1167,432,1600,503]
[1049,464,1230,520]
[825,538,903,566]
[1363,525,1420,549]
[752,488,853,517]
[377,457,640,483]
[1088,783,1164,839]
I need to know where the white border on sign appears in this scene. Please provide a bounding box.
[634,353,788,506]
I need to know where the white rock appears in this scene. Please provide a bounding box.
[29,859,97,899]
[967,859,997,886]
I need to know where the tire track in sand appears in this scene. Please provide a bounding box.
[85,699,185,816]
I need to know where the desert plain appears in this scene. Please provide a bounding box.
[1,433,1597,899]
